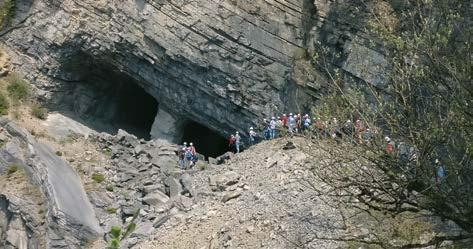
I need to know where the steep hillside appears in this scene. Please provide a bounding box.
[136,137,345,249]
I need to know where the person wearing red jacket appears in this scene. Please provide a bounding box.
[228,135,236,153]
[281,114,288,128]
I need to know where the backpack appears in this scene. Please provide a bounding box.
[185,149,193,159]
[304,119,311,126]
[178,148,185,159]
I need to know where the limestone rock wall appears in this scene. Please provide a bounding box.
[1,0,386,138]
[0,118,102,248]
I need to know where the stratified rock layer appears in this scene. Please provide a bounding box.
[3,0,313,136]
[2,0,387,138]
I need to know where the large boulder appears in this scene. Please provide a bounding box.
[164,176,182,198]
[142,191,170,206]
[209,171,240,191]
[0,118,103,248]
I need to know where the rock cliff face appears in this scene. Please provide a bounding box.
[1,0,385,140]
[0,118,102,248]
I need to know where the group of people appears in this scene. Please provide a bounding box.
[260,113,312,139]
[231,113,446,187]
[175,112,446,187]
[228,132,242,153]
[177,142,198,169]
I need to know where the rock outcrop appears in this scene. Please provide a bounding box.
[0,118,102,248]
[1,0,387,141]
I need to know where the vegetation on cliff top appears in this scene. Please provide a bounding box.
[308,0,472,247]
[0,0,15,27]
[0,67,49,120]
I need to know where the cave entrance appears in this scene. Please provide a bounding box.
[110,80,158,139]
[180,121,228,159]
[54,54,158,139]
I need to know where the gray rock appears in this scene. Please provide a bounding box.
[153,214,170,228]
[209,171,240,191]
[282,141,296,150]
[0,118,103,248]
[134,144,146,155]
[143,184,164,195]
[208,157,218,165]
[174,196,193,212]
[124,237,138,248]
[5,216,28,249]
[164,176,182,198]
[130,222,154,238]
[142,191,170,206]
[151,155,178,174]
[180,174,196,197]
[121,205,142,216]
[222,191,242,203]
[120,174,134,183]
[217,152,233,165]
[88,191,112,208]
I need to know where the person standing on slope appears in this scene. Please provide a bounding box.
[296,114,302,133]
[288,113,296,136]
[178,142,187,169]
[189,142,197,166]
[269,117,277,139]
[249,127,257,146]
[281,114,288,128]
[184,144,194,169]
[262,118,270,140]
[385,137,395,154]
[302,114,311,132]
[435,159,446,190]
[235,131,241,153]
[228,134,236,153]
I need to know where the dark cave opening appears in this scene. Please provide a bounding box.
[55,55,159,139]
[111,80,159,139]
[180,121,228,159]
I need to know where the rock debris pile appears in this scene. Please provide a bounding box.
[88,129,204,247]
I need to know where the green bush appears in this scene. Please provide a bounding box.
[6,74,29,101]
[102,148,112,157]
[106,185,114,192]
[55,151,63,156]
[7,164,18,176]
[91,172,105,183]
[107,211,139,249]
[0,0,15,27]
[0,92,8,115]
[108,226,121,249]
[30,104,47,120]
[106,207,117,214]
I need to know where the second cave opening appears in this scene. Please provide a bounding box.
[180,121,228,159]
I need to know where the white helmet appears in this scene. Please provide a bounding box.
[385,136,391,142]
[183,142,187,145]
[190,142,193,146]
[250,127,253,130]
